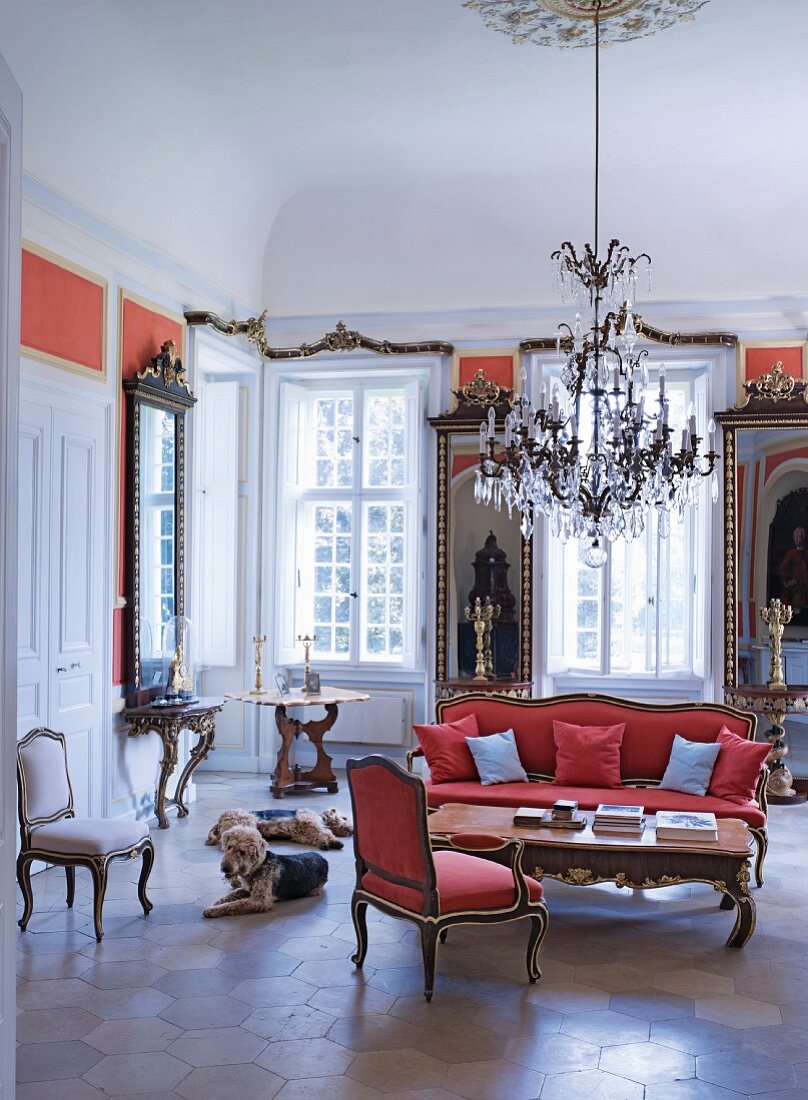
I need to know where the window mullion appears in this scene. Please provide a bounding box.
[350,383,362,665]
[602,547,612,676]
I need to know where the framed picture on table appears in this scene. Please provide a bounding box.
[275,673,290,696]
[304,671,321,694]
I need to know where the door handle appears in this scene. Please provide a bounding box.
[70,661,81,669]
[56,666,67,673]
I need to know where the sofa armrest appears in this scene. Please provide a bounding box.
[406,747,424,773]
[755,763,769,817]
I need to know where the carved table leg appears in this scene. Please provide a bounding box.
[271,702,339,797]
[721,861,757,949]
[154,727,180,829]
[174,715,216,816]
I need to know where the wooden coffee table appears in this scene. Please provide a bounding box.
[428,804,757,948]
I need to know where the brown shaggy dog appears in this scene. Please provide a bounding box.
[202,825,328,918]
[205,807,352,851]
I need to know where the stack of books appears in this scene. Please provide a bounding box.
[655,811,718,842]
[514,799,585,830]
[592,804,645,835]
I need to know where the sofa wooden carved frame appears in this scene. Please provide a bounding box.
[408,691,769,888]
[346,755,549,1002]
[16,727,155,941]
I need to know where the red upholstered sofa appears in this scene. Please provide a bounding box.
[408,692,768,886]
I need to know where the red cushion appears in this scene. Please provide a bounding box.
[708,727,770,805]
[423,780,766,828]
[553,721,625,788]
[413,713,480,783]
[362,851,542,914]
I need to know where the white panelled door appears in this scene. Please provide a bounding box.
[17,402,50,739]
[0,45,21,1100]
[19,392,107,817]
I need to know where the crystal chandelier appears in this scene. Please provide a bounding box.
[475,0,717,568]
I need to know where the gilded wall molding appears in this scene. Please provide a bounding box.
[185,310,454,360]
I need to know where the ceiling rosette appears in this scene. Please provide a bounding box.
[463,0,711,48]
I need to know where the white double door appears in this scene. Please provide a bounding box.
[18,383,109,816]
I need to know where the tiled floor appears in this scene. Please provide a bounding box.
[15,772,808,1099]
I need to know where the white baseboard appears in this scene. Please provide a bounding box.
[200,753,260,773]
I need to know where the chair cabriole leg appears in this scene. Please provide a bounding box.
[138,841,155,915]
[65,866,75,908]
[90,858,109,941]
[420,924,439,1003]
[351,896,369,968]
[16,853,34,931]
[526,905,549,983]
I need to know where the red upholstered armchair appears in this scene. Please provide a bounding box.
[346,755,549,1002]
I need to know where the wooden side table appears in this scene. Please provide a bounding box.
[123,697,224,828]
[226,687,369,798]
[724,684,808,803]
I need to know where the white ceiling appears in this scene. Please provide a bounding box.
[2,0,807,318]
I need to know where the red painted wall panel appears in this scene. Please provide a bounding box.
[21,248,105,372]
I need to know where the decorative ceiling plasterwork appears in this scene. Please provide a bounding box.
[463,0,711,48]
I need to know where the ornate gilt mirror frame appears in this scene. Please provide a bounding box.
[430,372,532,688]
[716,363,808,689]
[123,340,197,704]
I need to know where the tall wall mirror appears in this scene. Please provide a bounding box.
[717,363,808,781]
[124,340,196,705]
[430,372,532,699]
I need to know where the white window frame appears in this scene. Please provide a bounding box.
[276,374,422,671]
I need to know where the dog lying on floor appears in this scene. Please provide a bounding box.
[202,825,328,918]
[205,807,352,851]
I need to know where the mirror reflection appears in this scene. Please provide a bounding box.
[447,434,521,681]
[138,403,176,689]
[736,427,808,687]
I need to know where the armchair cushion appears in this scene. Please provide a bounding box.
[708,727,771,805]
[413,713,480,783]
[30,817,149,857]
[362,850,542,915]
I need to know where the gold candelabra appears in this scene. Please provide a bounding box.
[483,599,501,678]
[464,598,496,682]
[250,635,267,695]
[297,634,317,694]
[761,599,793,691]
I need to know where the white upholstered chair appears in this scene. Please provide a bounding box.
[16,727,155,941]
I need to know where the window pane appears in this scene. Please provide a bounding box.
[363,393,407,487]
[306,503,353,659]
[571,540,601,667]
[360,503,407,660]
[313,397,353,488]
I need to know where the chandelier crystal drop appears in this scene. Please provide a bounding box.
[474,1,718,567]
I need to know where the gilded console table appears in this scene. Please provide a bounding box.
[227,687,369,797]
[123,697,224,828]
[435,679,532,701]
[724,684,808,804]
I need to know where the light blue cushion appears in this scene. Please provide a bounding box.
[658,735,721,797]
[466,729,528,786]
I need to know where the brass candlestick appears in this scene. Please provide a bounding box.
[464,598,496,682]
[297,634,317,693]
[483,598,501,679]
[250,634,267,694]
[761,599,793,691]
